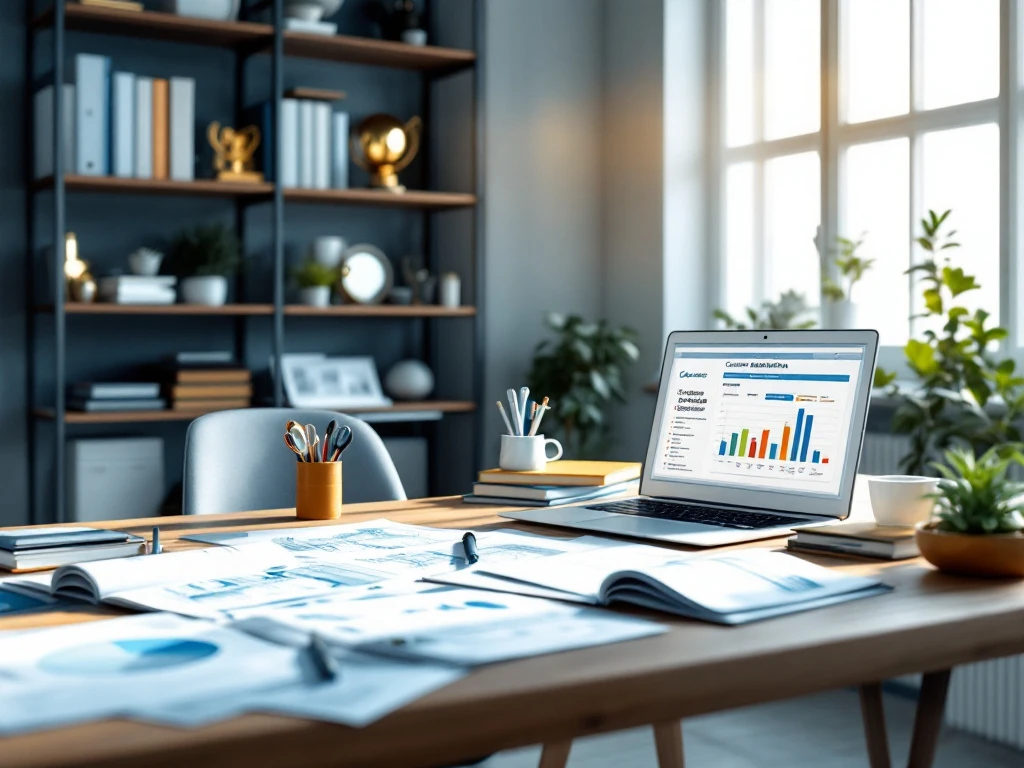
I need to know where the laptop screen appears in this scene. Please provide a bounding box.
[649,344,869,500]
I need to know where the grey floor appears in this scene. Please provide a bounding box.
[482,689,1022,767]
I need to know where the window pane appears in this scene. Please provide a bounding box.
[765,152,820,308]
[725,0,755,147]
[843,0,909,123]
[921,0,999,109]
[724,162,756,317]
[920,124,1000,330]
[765,0,820,140]
[842,139,910,346]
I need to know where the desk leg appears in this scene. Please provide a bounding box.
[538,740,573,768]
[653,721,685,768]
[907,669,952,768]
[858,682,892,768]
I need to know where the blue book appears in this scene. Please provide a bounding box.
[75,53,110,176]
[110,71,135,178]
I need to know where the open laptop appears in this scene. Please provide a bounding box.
[501,329,879,547]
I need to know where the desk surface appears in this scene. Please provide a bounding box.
[4,482,1024,768]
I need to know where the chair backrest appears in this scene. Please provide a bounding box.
[182,408,406,515]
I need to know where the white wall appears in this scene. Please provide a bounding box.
[482,0,605,463]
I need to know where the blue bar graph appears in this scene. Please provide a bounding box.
[799,415,814,462]
[790,408,805,461]
[719,440,727,455]
[769,443,778,460]
[812,450,821,463]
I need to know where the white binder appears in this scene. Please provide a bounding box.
[135,76,153,179]
[75,53,110,176]
[169,77,195,181]
[299,99,314,188]
[111,71,135,178]
[281,98,299,187]
[313,102,331,189]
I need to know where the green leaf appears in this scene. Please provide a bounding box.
[923,289,943,315]
[589,369,611,399]
[905,339,938,374]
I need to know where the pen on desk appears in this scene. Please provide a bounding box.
[519,387,530,434]
[507,389,522,435]
[306,634,341,681]
[462,531,479,565]
[151,526,162,555]
[528,397,550,437]
[496,400,515,435]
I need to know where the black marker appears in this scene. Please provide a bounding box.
[462,531,479,565]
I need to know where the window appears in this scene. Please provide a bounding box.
[715,0,1014,364]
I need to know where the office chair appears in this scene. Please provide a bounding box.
[182,408,406,515]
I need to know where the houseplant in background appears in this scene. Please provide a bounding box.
[713,290,817,330]
[292,259,337,307]
[166,223,240,307]
[874,209,1024,474]
[528,313,640,458]
[915,445,1024,577]
[820,232,873,328]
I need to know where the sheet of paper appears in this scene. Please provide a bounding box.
[183,518,461,551]
[134,649,465,729]
[0,613,308,735]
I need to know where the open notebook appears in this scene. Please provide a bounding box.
[463,546,891,625]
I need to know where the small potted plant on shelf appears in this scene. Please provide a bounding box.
[820,231,874,329]
[292,259,337,307]
[916,445,1024,577]
[166,224,240,307]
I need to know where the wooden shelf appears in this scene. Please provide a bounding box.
[33,5,272,47]
[35,401,476,424]
[283,31,476,71]
[38,303,274,316]
[284,187,476,209]
[33,175,274,198]
[284,305,476,317]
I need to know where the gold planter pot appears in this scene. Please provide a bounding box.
[915,522,1024,578]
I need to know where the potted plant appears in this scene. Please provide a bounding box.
[166,224,240,306]
[292,259,337,307]
[713,290,817,330]
[820,232,873,328]
[916,446,1024,577]
[528,313,639,458]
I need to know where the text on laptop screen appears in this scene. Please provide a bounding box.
[651,345,868,498]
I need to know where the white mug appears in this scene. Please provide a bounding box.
[312,236,346,269]
[499,434,563,471]
[868,475,939,526]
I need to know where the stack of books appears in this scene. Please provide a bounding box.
[464,460,642,506]
[249,96,348,190]
[0,526,145,572]
[166,352,252,412]
[787,522,919,560]
[98,275,176,305]
[68,382,165,413]
[34,54,194,182]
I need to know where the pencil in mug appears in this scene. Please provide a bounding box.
[496,400,515,435]
[528,397,550,436]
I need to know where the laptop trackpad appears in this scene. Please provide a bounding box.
[582,514,715,537]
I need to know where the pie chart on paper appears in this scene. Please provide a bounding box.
[39,638,219,676]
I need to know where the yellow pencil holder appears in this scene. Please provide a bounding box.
[296,461,343,520]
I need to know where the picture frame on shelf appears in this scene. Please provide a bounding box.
[279,354,393,409]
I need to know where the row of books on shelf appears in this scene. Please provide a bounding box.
[69,352,251,413]
[249,98,349,190]
[34,54,194,182]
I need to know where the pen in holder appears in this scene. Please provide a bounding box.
[296,461,343,520]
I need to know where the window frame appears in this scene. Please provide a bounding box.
[708,0,1021,375]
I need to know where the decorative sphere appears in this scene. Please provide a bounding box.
[357,114,410,165]
[385,360,435,400]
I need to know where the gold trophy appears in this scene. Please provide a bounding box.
[351,114,422,192]
[64,232,96,303]
[207,122,263,183]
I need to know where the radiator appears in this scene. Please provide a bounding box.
[861,432,1024,750]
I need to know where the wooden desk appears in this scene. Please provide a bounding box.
[3,484,1024,768]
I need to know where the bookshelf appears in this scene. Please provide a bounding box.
[26,0,482,524]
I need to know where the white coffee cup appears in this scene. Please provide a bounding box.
[867,475,939,526]
[499,434,563,471]
[312,236,346,269]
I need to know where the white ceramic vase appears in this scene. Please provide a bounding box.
[163,0,239,20]
[128,248,164,277]
[312,236,346,270]
[298,285,331,307]
[384,360,435,400]
[180,276,228,306]
[284,0,344,21]
[829,299,856,329]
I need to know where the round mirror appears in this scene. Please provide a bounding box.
[338,244,393,304]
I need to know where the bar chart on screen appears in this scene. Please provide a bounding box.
[708,391,846,484]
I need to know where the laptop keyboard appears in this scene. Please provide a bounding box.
[589,498,805,530]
